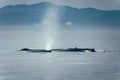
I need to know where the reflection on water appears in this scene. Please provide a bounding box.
[0,52,120,80]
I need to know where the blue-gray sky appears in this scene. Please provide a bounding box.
[0,0,120,10]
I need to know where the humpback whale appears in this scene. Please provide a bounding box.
[20,47,96,53]
[20,48,52,52]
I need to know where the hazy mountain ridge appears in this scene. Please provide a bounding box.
[0,2,120,27]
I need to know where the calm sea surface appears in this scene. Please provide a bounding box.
[0,31,120,80]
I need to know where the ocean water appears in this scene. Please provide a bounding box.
[0,30,120,80]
